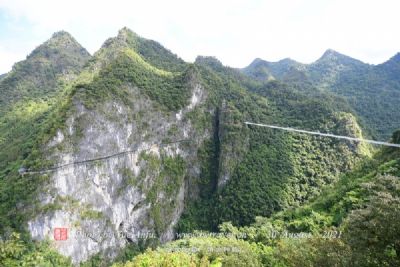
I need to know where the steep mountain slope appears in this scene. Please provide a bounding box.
[307,49,370,88]
[243,50,400,140]
[123,132,400,267]
[177,57,369,231]
[375,52,400,84]
[0,29,373,265]
[0,33,91,234]
[86,27,186,75]
[220,131,400,266]
[0,29,209,264]
[0,32,91,172]
[0,31,91,115]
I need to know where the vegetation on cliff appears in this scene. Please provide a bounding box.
[0,29,399,267]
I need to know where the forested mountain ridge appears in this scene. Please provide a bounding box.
[376,52,400,83]
[0,31,92,265]
[243,50,400,140]
[1,28,204,264]
[0,31,91,197]
[243,57,307,82]
[0,29,398,266]
[0,31,91,115]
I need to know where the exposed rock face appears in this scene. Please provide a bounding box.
[4,28,375,265]
[217,100,249,189]
[28,83,210,264]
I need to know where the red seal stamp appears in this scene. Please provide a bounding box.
[54,227,68,241]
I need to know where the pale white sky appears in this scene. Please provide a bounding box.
[0,0,399,73]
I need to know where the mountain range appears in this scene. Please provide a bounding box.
[243,49,400,140]
[0,28,399,266]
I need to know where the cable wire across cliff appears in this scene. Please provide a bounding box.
[244,122,400,148]
[19,139,191,176]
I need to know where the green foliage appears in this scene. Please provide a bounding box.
[104,27,187,73]
[216,139,294,226]
[112,249,204,267]
[77,49,192,111]
[1,28,398,267]
[226,148,399,242]
[80,239,159,267]
[136,152,187,236]
[79,209,104,220]
[212,147,400,267]
[0,233,72,266]
[112,239,160,266]
[0,87,76,233]
[264,173,400,267]
[392,130,400,144]
[273,237,351,267]
[177,139,220,233]
[0,31,91,235]
[0,31,192,236]
[0,31,90,116]
[115,237,268,267]
[343,175,400,266]
[188,61,367,229]
[243,51,400,140]
[119,167,138,190]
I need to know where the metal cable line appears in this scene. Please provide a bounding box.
[244,122,400,148]
[20,139,191,175]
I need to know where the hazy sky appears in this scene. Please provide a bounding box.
[0,0,399,73]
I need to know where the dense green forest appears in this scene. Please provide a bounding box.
[0,28,399,267]
[108,132,400,267]
[243,50,400,140]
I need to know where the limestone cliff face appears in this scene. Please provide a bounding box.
[27,82,210,264]
[0,27,384,267]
